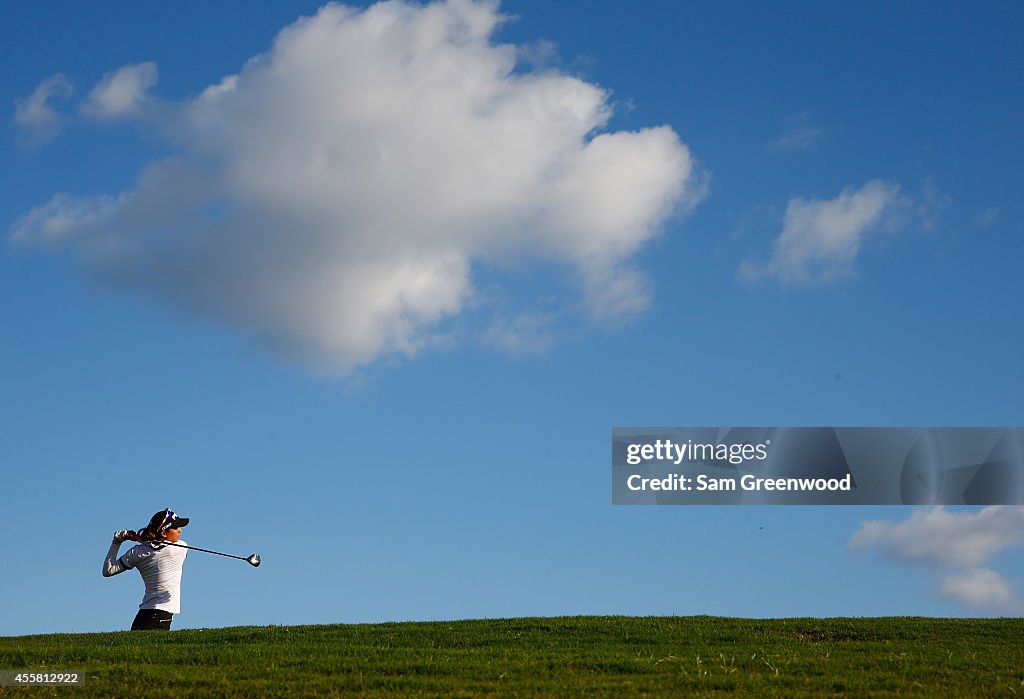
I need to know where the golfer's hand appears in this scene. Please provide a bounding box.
[113,530,133,544]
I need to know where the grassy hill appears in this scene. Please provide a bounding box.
[1,616,1022,696]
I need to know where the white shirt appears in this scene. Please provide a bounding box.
[103,540,189,614]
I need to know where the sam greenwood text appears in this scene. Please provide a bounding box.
[626,474,853,492]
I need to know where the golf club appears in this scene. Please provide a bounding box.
[151,540,261,567]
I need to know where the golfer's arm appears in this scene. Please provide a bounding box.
[102,541,130,577]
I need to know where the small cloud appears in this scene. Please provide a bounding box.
[975,207,999,227]
[937,569,1023,613]
[849,506,1024,569]
[13,74,74,147]
[9,192,126,245]
[767,111,822,152]
[81,62,158,119]
[739,179,911,286]
[915,178,950,231]
[484,312,560,355]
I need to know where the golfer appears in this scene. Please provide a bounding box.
[102,508,190,631]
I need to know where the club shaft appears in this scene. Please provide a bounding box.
[155,540,248,560]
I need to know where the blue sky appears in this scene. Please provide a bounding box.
[2,1,1022,636]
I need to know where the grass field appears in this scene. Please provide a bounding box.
[1,616,1022,697]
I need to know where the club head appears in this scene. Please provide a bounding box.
[246,554,261,568]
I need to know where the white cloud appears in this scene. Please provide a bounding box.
[10,0,701,373]
[849,506,1024,568]
[14,74,74,147]
[937,569,1023,612]
[739,179,910,286]
[850,506,1024,613]
[81,62,158,119]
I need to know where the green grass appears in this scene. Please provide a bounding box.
[1,617,1022,697]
